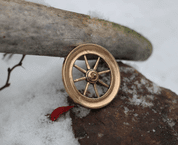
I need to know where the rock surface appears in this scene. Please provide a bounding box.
[68,62,178,145]
[0,0,152,61]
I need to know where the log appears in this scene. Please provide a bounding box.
[0,0,152,61]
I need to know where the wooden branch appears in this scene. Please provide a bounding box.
[0,0,152,61]
[0,54,25,91]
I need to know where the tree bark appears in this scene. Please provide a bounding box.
[0,0,152,61]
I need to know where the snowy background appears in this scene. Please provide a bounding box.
[0,0,178,144]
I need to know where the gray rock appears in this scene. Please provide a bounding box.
[0,0,152,61]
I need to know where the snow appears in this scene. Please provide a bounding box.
[124,107,129,115]
[0,0,178,144]
[72,105,91,118]
[140,78,161,94]
[0,55,79,145]
[25,0,50,6]
[129,94,154,107]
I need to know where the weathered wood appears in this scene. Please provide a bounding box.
[0,0,153,61]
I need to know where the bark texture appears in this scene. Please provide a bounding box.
[0,0,152,61]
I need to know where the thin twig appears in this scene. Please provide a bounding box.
[0,54,26,91]
[2,53,7,59]
[2,53,14,61]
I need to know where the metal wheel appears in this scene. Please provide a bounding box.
[62,43,120,109]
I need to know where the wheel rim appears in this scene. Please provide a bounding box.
[62,43,120,109]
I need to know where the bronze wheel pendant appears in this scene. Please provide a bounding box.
[62,43,121,109]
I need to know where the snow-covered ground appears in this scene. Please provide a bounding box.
[0,0,178,145]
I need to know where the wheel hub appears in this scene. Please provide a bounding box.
[86,70,99,83]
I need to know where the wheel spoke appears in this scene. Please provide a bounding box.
[98,70,111,75]
[74,64,86,74]
[93,83,100,98]
[84,55,90,70]
[98,79,109,88]
[74,77,86,82]
[93,57,100,70]
[83,82,90,96]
